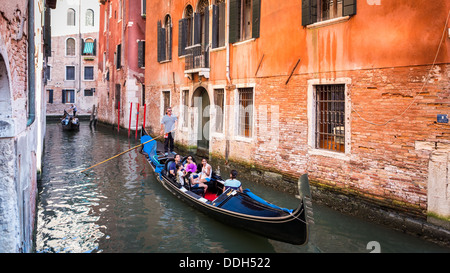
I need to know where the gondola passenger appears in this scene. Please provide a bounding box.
[223,170,243,193]
[176,163,185,187]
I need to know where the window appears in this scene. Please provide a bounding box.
[84,89,94,96]
[214,89,224,133]
[67,8,76,26]
[86,9,94,26]
[141,0,146,17]
[157,16,172,62]
[84,66,94,81]
[62,89,75,103]
[45,65,51,81]
[182,89,189,127]
[302,0,356,26]
[138,40,145,68]
[212,0,226,49]
[47,89,53,103]
[115,84,121,109]
[141,84,146,106]
[115,44,122,68]
[66,66,75,81]
[229,0,261,43]
[82,38,96,56]
[118,0,123,21]
[238,88,253,138]
[315,84,345,153]
[66,38,76,56]
[162,91,171,113]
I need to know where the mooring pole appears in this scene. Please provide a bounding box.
[128,102,132,138]
[135,103,140,140]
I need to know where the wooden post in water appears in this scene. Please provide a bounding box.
[117,100,120,132]
[135,103,139,140]
[128,102,133,138]
[143,104,146,132]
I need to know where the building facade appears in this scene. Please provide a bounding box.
[45,0,99,116]
[143,0,450,224]
[96,0,146,131]
[0,0,56,252]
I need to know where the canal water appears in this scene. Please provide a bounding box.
[35,123,450,253]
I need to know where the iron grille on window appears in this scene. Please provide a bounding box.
[214,89,224,133]
[315,84,345,152]
[238,88,253,138]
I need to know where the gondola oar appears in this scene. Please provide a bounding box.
[80,133,163,173]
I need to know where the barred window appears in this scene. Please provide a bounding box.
[214,89,224,133]
[238,88,253,138]
[315,84,345,152]
[182,90,189,127]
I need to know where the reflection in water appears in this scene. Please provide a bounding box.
[35,124,449,253]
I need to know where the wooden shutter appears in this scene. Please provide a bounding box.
[168,25,172,61]
[178,19,187,56]
[138,40,145,68]
[252,0,261,39]
[62,89,66,103]
[302,0,317,26]
[343,0,357,16]
[193,13,201,45]
[48,89,53,103]
[157,20,163,62]
[212,5,218,49]
[204,10,209,67]
[116,44,122,68]
[70,90,75,103]
[229,0,241,43]
[81,39,85,55]
[93,39,97,56]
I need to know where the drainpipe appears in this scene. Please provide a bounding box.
[226,0,231,85]
[27,0,35,127]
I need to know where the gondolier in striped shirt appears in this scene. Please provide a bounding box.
[160,107,178,155]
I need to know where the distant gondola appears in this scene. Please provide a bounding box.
[139,129,311,245]
[61,110,80,131]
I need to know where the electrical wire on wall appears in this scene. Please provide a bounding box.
[350,9,450,127]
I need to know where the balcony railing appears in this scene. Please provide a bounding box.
[185,44,209,71]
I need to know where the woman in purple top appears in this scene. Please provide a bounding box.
[184,156,197,173]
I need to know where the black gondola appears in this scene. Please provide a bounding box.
[140,130,312,245]
[61,110,80,131]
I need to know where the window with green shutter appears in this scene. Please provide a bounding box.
[229,0,261,44]
[302,0,356,26]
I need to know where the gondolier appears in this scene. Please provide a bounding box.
[160,107,177,155]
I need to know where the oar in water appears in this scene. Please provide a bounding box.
[80,133,162,173]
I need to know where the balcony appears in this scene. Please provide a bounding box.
[184,44,210,79]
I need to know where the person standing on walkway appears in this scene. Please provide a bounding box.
[160,107,178,155]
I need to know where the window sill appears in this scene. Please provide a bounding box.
[308,148,350,161]
[232,38,255,47]
[210,46,226,53]
[306,16,350,29]
[234,135,253,143]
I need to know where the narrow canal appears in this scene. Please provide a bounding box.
[35,123,450,253]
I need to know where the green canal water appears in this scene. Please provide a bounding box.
[35,123,450,253]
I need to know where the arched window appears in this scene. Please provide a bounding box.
[184,5,193,48]
[164,15,172,59]
[86,9,94,26]
[66,38,76,56]
[67,8,76,26]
